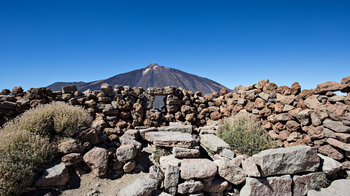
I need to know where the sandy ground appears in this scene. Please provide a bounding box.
[60,172,147,196]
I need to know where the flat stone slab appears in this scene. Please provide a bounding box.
[180,159,217,179]
[253,145,320,177]
[158,123,192,134]
[240,175,292,196]
[35,162,69,187]
[200,134,230,154]
[118,177,158,196]
[308,179,350,196]
[145,131,195,148]
[324,119,350,133]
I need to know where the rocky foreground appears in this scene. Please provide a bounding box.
[33,122,348,196]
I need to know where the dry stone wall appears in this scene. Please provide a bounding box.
[1,76,350,195]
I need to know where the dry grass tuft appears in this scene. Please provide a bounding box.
[0,130,56,195]
[2,102,92,137]
[217,113,276,156]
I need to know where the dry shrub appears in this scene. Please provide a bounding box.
[217,113,276,156]
[0,130,55,195]
[2,102,92,137]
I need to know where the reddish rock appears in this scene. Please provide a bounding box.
[326,103,347,121]
[308,126,325,140]
[210,111,222,120]
[291,82,301,95]
[315,81,343,94]
[327,138,350,152]
[278,130,291,140]
[286,120,300,132]
[83,147,108,177]
[318,145,344,161]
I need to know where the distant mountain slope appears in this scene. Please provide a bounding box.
[47,63,228,95]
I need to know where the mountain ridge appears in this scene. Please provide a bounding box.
[47,63,228,95]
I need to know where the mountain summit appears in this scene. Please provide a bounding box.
[47,63,228,94]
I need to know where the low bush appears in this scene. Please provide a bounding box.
[2,102,92,137]
[0,102,92,195]
[0,130,55,195]
[217,113,276,156]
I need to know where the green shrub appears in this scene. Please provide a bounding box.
[0,130,56,195]
[2,102,92,137]
[217,113,276,156]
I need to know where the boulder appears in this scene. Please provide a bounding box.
[61,153,82,166]
[116,144,138,162]
[145,131,195,148]
[35,162,69,187]
[242,157,260,177]
[308,179,350,196]
[293,172,327,196]
[159,155,181,172]
[200,134,230,154]
[58,139,83,154]
[240,175,292,196]
[215,159,246,185]
[177,180,204,194]
[180,159,217,179]
[62,85,77,94]
[253,145,320,177]
[83,147,108,177]
[318,154,342,176]
[118,177,158,196]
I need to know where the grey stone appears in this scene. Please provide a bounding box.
[324,119,350,133]
[177,180,204,194]
[293,172,327,196]
[118,177,158,196]
[318,154,342,175]
[200,134,230,154]
[158,123,192,134]
[180,159,217,179]
[145,131,195,148]
[242,157,260,177]
[253,145,320,177]
[308,179,350,196]
[215,159,246,185]
[240,175,292,196]
[164,164,179,195]
[116,144,138,162]
[159,155,181,172]
[172,147,200,158]
[35,163,69,187]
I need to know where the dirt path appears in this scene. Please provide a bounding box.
[60,172,147,196]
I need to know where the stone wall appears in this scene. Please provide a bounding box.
[1,76,350,195]
[1,77,350,149]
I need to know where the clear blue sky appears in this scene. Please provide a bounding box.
[1,0,349,91]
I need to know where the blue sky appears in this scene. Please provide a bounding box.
[0,0,349,90]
